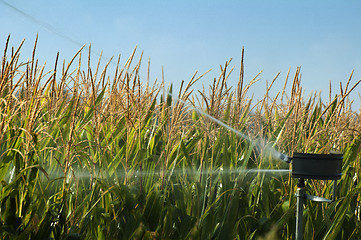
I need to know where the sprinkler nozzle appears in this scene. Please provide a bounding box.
[279,153,291,163]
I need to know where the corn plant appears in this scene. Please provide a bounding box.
[0,36,360,239]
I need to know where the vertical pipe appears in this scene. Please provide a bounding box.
[295,179,305,240]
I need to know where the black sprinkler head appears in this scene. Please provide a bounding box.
[291,152,343,180]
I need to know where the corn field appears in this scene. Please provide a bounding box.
[1,36,361,239]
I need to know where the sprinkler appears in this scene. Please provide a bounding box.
[282,152,343,240]
[278,152,291,163]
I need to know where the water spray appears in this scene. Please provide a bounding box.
[58,168,291,181]
[166,91,289,162]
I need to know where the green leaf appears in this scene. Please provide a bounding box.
[143,190,162,231]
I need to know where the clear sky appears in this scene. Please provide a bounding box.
[1,0,361,109]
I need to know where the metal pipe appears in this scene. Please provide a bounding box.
[295,179,305,240]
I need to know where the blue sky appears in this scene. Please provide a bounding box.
[1,0,361,109]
